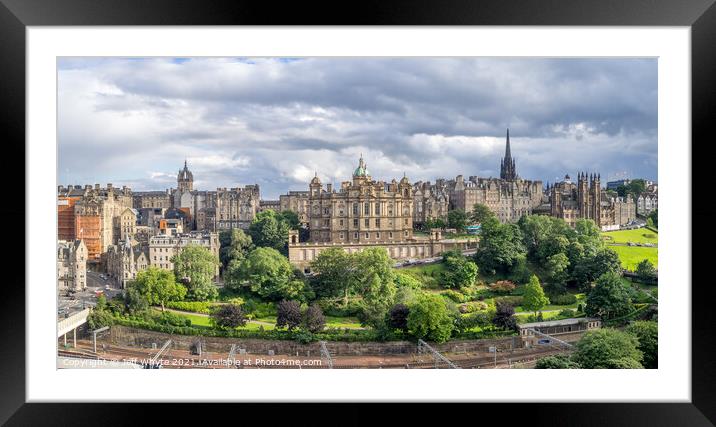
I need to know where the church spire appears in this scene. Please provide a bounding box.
[500,128,517,180]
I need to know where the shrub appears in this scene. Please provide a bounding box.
[558,308,576,318]
[303,303,326,333]
[276,300,302,331]
[489,280,517,293]
[458,301,489,313]
[210,304,247,329]
[156,310,192,327]
[494,295,523,307]
[550,293,577,305]
[165,301,215,314]
[442,289,466,303]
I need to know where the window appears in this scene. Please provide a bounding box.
[364,218,370,227]
[353,219,359,228]
[375,218,381,227]
[353,203,359,215]
[364,203,370,215]
[339,219,344,226]
[339,233,344,239]
[375,203,381,215]
[389,232,393,239]
[376,232,380,239]
[365,232,369,239]
[354,232,358,239]
[404,231,408,237]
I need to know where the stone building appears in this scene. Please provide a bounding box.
[636,193,658,215]
[287,156,476,268]
[58,184,134,260]
[132,190,172,209]
[549,173,635,229]
[148,231,220,277]
[213,185,261,230]
[115,208,138,243]
[258,200,281,213]
[305,155,414,244]
[279,191,310,225]
[105,236,149,288]
[57,239,87,292]
[412,180,450,226]
[444,130,543,223]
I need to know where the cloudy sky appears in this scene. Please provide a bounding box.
[58,57,657,199]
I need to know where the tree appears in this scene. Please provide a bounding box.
[522,275,550,318]
[130,267,186,311]
[211,304,247,329]
[172,245,219,301]
[237,247,304,301]
[302,303,326,333]
[625,320,658,368]
[470,203,494,225]
[387,304,410,332]
[276,300,302,331]
[545,252,570,292]
[585,272,633,320]
[248,209,291,254]
[626,179,646,200]
[87,295,114,329]
[219,228,253,269]
[635,259,657,282]
[645,217,654,228]
[406,293,454,343]
[492,301,518,331]
[572,247,622,290]
[535,354,581,369]
[572,328,643,368]
[310,247,355,301]
[648,209,658,228]
[440,250,478,289]
[279,210,301,230]
[475,216,527,275]
[447,209,468,232]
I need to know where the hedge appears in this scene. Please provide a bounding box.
[164,301,217,314]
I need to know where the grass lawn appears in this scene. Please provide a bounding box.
[611,245,658,270]
[601,228,658,244]
[514,293,586,313]
[514,310,566,323]
[162,310,277,331]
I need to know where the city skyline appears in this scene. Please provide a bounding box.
[58,57,657,199]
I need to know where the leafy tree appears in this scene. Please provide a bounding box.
[87,295,115,329]
[302,303,326,333]
[440,250,478,289]
[470,203,494,225]
[219,228,253,269]
[626,179,646,200]
[625,320,658,368]
[535,354,581,369]
[635,259,657,282]
[276,300,302,331]
[394,271,422,290]
[237,247,304,301]
[585,272,633,320]
[522,275,550,318]
[572,328,643,368]
[648,209,658,228]
[574,218,602,247]
[387,304,410,332]
[279,210,301,230]
[545,252,570,292]
[210,304,247,329]
[572,247,622,290]
[130,267,186,311]
[248,210,291,254]
[172,245,219,301]
[492,301,518,331]
[310,247,355,302]
[475,216,527,275]
[645,217,654,228]
[616,184,628,198]
[447,209,468,232]
[124,285,150,313]
[406,293,454,343]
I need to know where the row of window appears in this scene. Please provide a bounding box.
[335,230,410,240]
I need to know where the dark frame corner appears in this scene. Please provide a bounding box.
[2,0,714,425]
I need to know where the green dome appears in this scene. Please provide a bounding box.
[353,155,370,177]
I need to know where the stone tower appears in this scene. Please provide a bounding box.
[500,129,517,180]
[590,173,601,226]
[177,160,194,192]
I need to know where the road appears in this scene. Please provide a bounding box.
[58,271,123,319]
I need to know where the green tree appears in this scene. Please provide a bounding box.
[585,272,633,320]
[353,249,397,329]
[470,203,494,225]
[625,320,658,369]
[210,304,247,329]
[130,266,186,311]
[475,216,527,275]
[237,247,304,301]
[406,293,454,343]
[572,247,622,290]
[172,245,219,301]
[626,179,646,200]
[492,301,518,331]
[447,209,468,232]
[310,247,355,302]
[219,228,253,269]
[645,217,654,228]
[440,250,478,289]
[302,303,326,333]
[535,354,581,369]
[248,210,291,254]
[635,259,657,282]
[522,275,550,318]
[648,209,658,228]
[545,252,570,291]
[279,210,301,230]
[87,295,115,329]
[573,328,643,368]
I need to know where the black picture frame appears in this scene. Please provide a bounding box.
[2,0,713,425]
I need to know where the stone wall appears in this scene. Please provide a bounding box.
[108,326,521,357]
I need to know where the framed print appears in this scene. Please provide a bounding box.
[3,0,715,425]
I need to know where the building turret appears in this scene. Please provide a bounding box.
[177,160,194,192]
[500,128,517,180]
